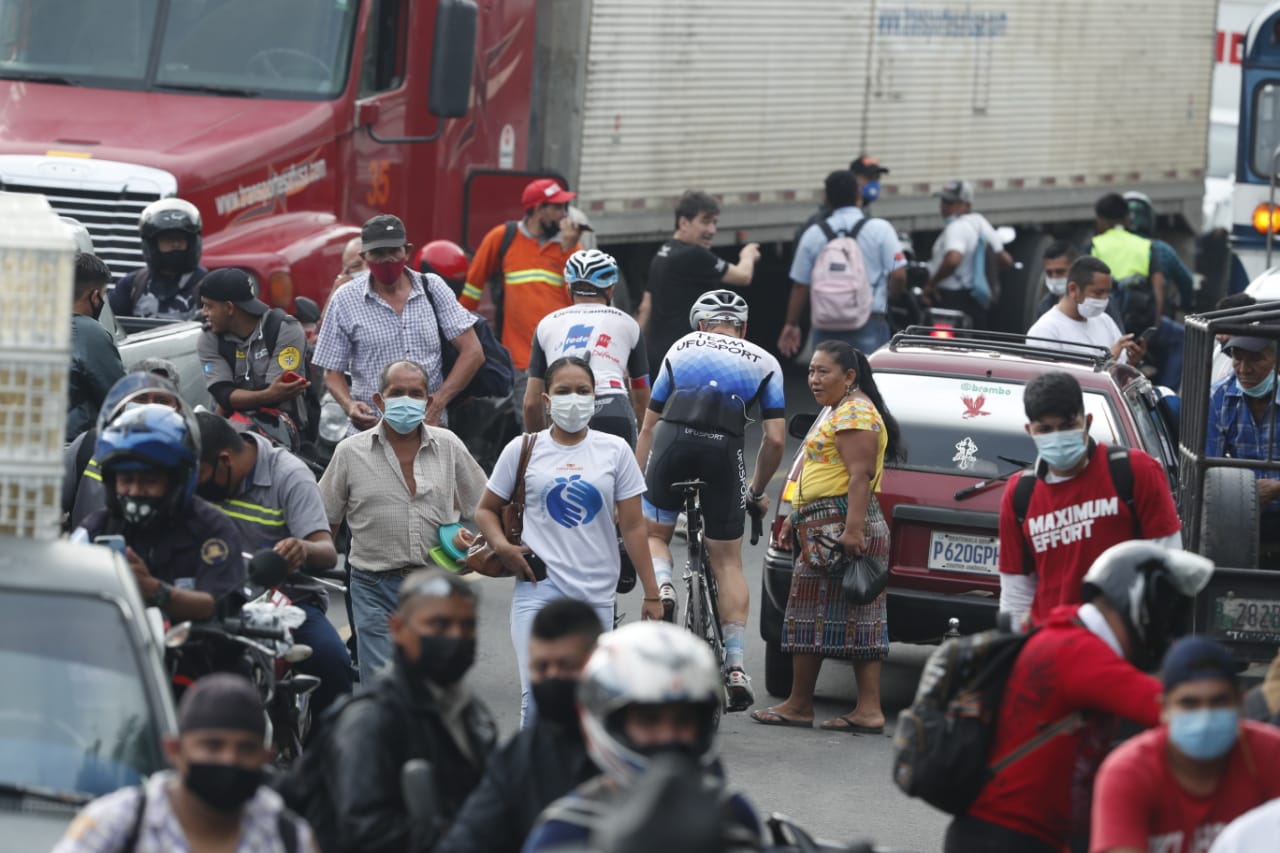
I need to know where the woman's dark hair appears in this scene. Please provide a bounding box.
[1023,371,1084,423]
[545,356,595,389]
[815,340,902,462]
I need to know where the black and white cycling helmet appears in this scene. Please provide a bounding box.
[578,621,722,786]
[689,289,749,330]
[564,249,619,294]
[1081,541,1214,670]
[139,198,202,274]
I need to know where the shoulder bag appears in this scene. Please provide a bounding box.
[464,434,537,578]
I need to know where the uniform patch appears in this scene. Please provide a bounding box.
[277,346,302,370]
[202,361,215,375]
[201,537,230,564]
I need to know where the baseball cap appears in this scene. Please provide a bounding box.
[362,214,408,251]
[199,268,268,316]
[850,155,889,176]
[1223,335,1275,355]
[177,673,267,738]
[521,178,576,209]
[935,179,974,204]
[1161,636,1239,691]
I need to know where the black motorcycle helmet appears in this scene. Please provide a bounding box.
[1081,541,1214,670]
[139,198,202,276]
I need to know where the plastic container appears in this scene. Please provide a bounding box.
[0,353,68,464]
[0,466,62,540]
[0,192,75,351]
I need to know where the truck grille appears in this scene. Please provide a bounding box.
[1,183,158,275]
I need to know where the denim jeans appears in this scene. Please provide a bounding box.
[812,315,891,355]
[349,567,404,685]
[1150,316,1184,392]
[292,602,354,718]
[510,578,613,727]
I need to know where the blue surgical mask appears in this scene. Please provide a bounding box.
[1168,708,1239,760]
[861,179,881,204]
[943,214,958,226]
[382,396,426,434]
[1032,428,1088,470]
[1241,370,1276,400]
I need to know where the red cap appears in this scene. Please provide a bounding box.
[521,178,576,209]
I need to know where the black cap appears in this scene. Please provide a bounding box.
[177,673,266,738]
[362,214,408,251]
[850,155,888,176]
[199,268,268,316]
[1161,636,1239,691]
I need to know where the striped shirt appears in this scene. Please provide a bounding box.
[1207,374,1280,511]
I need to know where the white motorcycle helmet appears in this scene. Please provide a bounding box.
[578,621,722,786]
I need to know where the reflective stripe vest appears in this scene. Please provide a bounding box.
[1091,227,1151,281]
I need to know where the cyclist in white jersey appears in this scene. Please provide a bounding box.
[636,290,786,711]
[525,250,651,447]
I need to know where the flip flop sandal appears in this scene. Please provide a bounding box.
[749,708,813,728]
[821,714,885,735]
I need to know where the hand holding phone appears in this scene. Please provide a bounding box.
[94,534,127,556]
[524,551,548,582]
[281,370,304,383]
[1139,326,1158,345]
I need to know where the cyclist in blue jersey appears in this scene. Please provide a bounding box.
[635,290,786,711]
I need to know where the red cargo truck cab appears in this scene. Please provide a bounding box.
[0,0,538,309]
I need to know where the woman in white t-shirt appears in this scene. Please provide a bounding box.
[477,356,664,723]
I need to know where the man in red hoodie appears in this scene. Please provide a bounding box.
[945,542,1214,853]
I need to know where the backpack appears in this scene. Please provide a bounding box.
[215,308,287,375]
[1011,446,1141,573]
[809,218,873,331]
[423,275,515,400]
[488,221,520,338]
[967,216,1002,309]
[119,783,299,852]
[891,628,1084,815]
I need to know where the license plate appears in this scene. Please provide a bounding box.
[927,531,1000,574]
[1214,596,1280,643]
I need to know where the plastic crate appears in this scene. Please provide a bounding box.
[0,353,68,464]
[0,466,61,540]
[0,192,74,350]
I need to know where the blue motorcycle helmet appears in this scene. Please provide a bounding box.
[96,404,201,526]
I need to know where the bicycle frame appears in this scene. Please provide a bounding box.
[674,480,726,681]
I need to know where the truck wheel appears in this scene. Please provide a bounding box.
[1199,467,1260,569]
[764,640,793,698]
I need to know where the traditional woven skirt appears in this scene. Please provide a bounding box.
[781,494,890,660]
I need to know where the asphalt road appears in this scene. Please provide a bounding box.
[326,363,952,851]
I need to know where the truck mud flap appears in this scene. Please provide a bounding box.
[1194,566,1280,664]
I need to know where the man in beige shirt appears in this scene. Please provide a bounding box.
[320,360,487,684]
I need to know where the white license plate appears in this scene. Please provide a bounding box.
[927,531,1000,574]
[1214,597,1280,641]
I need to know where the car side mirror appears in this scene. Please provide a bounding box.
[248,549,289,589]
[293,296,320,324]
[428,0,478,118]
[788,412,817,439]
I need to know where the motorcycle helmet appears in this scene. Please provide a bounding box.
[96,372,185,436]
[139,198,202,275]
[564,249,619,296]
[1081,541,1214,670]
[689,289,749,330]
[96,404,201,526]
[229,408,301,454]
[578,621,722,786]
[60,216,95,255]
[417,239,470,283]
[1123,191,1157,239]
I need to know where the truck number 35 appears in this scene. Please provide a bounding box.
[366,160,390,206]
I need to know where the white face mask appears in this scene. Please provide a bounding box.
[1044,275,1068,296]
[1078,297,1109,319]
[548,393,595,433]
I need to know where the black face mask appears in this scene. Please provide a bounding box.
[531,678,579,727]
[196,457,233,504]
[411,634,476,686]
[152,249,189,276]
[184,761,262,812]
[90,292,106,321]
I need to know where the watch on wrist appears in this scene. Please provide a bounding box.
[149,580,173,609]
[748,488,765,502]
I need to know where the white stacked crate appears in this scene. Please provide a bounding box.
[0,192,74,539]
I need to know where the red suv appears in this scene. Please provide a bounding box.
[758,330,1180,697]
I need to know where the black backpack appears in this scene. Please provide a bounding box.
[891,628,1083,815]
[119,784,299,852]
[422,274,514,401]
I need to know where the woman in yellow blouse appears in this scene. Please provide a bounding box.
[751,340,901,732]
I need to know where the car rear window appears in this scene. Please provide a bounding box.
[876,373,1122,477]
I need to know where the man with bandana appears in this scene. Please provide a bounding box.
[54,673,318,852]
[67,252,126,441]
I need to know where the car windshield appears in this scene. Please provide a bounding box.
[0,591,165,798]
[876,373,1122,477]
[0,0,358,99]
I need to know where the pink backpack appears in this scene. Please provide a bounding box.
[810,218,873,331]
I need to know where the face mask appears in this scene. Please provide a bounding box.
[184,761,263,812]
[196,458,233,504]
[412,634,476,686]
[152,249,188,275]
[1168,708,1239,761]
[1032,428,1088,471]
[943,215,958,225]
[90,292,106,320]
[548,393,595,433]
[1044,276,1068,297]
[382,396,426,434]
[861,180,881,204]
[532,678,580,727]
[119,493,166,526]
[367,258,406,286]
[1078,297,1109,319]
[1242,370,1276,400]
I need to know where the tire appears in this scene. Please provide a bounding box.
[764,640,793,698]
[1199,467,1260,568]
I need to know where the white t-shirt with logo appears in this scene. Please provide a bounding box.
[929,212,1004,292]
[486,428,646,604]
[528,304,648,397]
[1026,305,1129,364]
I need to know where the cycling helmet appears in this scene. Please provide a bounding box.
[1082,542,1214,670]
[96,372,185,436]
[1123,191,1157,239]
[416,239,470,282]
[139,198,202,275]
[689,289,749,330]
[578,621,722,786]
[564,249,619,295]
[96,404,201,525]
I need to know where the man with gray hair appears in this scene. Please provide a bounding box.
[319,360,488,683]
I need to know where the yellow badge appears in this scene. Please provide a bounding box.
[278,346,302,370]
[201,538,229,565]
